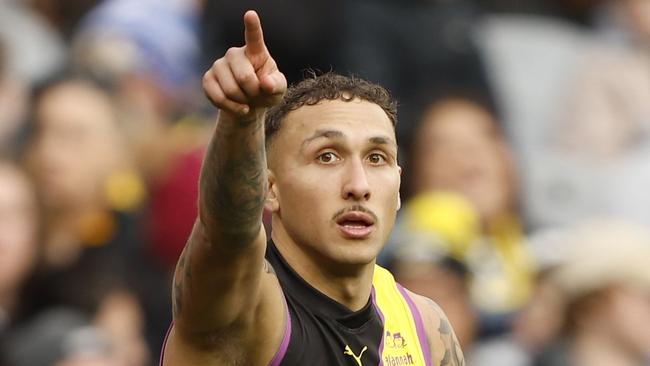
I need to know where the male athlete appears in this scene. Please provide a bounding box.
[162,10,465,366]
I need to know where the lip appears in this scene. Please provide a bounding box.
[336,211,376,240]
[336,211,375,225]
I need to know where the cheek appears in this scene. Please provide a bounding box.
[370,171,401,235]
[370,169,398,200]
[277,172,335,220]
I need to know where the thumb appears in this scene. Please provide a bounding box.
[259,71,286,95]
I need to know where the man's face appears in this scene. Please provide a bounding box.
[267,99,401,267]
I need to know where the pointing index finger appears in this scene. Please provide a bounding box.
[244,10,266,57]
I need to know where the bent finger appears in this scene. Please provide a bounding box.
[259,70,287,96]
[227,52,260,98]
[203,73,250,115]
[214,60,249,104]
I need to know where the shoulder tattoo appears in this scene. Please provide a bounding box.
[425,298,465,366]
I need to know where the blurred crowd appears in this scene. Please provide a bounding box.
[1,0,650,365]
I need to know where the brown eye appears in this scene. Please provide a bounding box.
[317,152,340,164]
[368,153,386,165]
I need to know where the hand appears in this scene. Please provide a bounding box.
[203,10,287,116]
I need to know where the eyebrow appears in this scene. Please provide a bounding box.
[301,128,397,150]
[301,129,345,150]
[369,136,395,147]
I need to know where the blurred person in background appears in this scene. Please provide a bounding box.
[0,158,144,366]
[595,0,650,43]
[27,0,103,40]
[0,158,40,341]
[470,270,565,366]
[540,0,650,228]
[0,38,30,156]
[390,94,535,336]
[0,0,66,86]
[388,235,479,353]
[72,0,210,270]
[560,0,650,161]
[470,229,568,366]
[534,220,650,366]
[6,305,146,366]
[487,0,650,229]
[24,74,144,269]
[18,73,153,365]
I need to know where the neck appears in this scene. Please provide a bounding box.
[572,329,643,366]
[271,229,375,312]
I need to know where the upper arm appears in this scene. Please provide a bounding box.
[411,293,466,366]
[172,220,268,327]
[165,220,287,365]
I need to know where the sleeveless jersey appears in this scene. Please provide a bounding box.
[160,241,432,366]
[267,241,432,366]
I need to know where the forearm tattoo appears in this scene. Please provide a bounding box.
[201,115,267,246]
[173,239,194,318]
[173,114,266,319]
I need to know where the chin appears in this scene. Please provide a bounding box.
[326,237,382,266]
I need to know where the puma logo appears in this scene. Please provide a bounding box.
[344,345,368,366]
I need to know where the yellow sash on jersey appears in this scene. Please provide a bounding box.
[372,265,432,366]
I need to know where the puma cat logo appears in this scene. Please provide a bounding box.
[343,345,368,366]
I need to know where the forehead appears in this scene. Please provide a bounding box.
[419,101,497,139]
[37,82,115,131]
[278,99,396,145]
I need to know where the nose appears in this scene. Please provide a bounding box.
[341,158,371,201]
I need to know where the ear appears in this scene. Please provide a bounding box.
[397,165,402,211]
[397,192,401,211]
[265,169,280,212]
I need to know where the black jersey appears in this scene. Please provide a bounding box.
[267,241,431,366]
[161,240,432,366]
[266,240,383,365]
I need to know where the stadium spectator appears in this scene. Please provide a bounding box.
[0,0,66,85]
[24,74,144,268]
[528,0,650,228]
[0,159,40,338]
[389,236,478,352]
[535,220,650,366]
[0,38,29,155]
[470,228,569,366]
[72,0,210,268]
[18,73,154,364]
[390,95,535,335]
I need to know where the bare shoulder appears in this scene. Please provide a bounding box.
[407,290,466,366]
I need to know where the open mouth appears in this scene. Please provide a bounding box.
[335,211,376,239]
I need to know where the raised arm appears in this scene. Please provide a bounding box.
[165,10,287,364]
